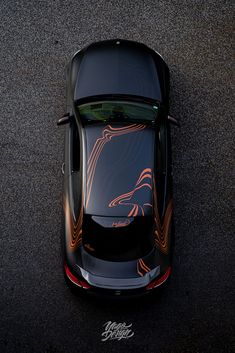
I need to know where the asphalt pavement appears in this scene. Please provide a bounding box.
[0,1,234,353]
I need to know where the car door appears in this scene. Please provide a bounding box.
[156,120,172,219]
[64,118,82,221]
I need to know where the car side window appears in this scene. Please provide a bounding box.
[157,122,167,174]
[71,121,80,172]
[156,122,167,217]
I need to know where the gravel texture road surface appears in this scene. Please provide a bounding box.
[0,1,234,352]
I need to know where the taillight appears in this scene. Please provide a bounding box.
[146,267,171,290]
[64,262,90,289]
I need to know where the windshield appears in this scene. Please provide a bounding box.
[78,100,159,123]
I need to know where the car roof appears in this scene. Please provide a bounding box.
[84,122,155,217]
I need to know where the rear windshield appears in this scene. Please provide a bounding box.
[82,215,154,261]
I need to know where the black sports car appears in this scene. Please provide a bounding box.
[58,39,179,297]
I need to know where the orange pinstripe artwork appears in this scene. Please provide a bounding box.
[153,175,173,255]
[86,124,146,208]
[63,195,83,251]
[109,168,153,217]
[137,258,151,276]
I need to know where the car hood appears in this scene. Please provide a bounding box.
[84,122,155,217]
[74,39,163,102]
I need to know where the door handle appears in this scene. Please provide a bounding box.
[61,162,65,175]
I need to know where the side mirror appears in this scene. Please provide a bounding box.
[167,115,180,127]
[57,113,73,126]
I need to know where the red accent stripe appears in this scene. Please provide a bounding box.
[64,262,90,289]
[146,267,171,290]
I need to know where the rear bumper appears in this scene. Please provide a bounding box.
[64,262,171,298]
[77,264,160,290]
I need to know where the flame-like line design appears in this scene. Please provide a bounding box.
[153,175,173,254]
[86,124,146,208]
[137,259,151,276]
[63,194,83,250]
[109,168,152,217]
